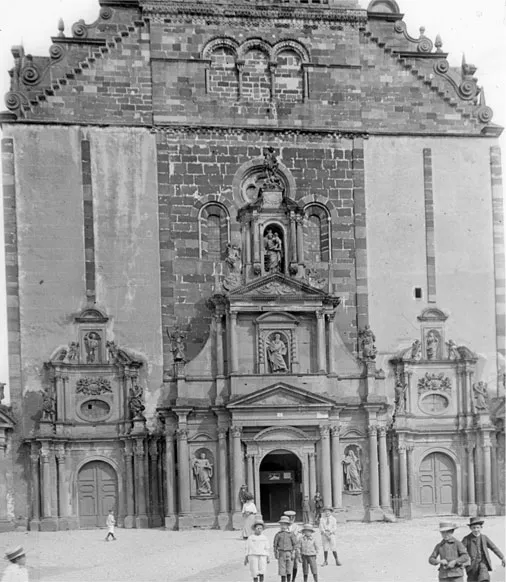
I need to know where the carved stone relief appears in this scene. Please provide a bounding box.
[473,381,489,411]
[76,377,112,396]
[417,372,451,394]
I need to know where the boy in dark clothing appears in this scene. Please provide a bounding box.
[429,522,470,582]
[461,517,505,582]
[273,516,298,582]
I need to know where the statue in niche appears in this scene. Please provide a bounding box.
[84,331,101,364]
[342,446,362,492]
[473,381,489,411]
[410,340,422,361]
[359,325,377,360]
[192,451,214,496]
[167,327,186,362]
[267,333,288,373]
[395,379,407,413]
[264,229,283,273]
[67,342,79,362]
[41,386,56,422]
[426,330,440,360]
[263,146,282,189]
[447,339,459,360]
[223,243,242,291]
[128,383,145,420]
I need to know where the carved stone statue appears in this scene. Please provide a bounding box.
[447,339,459,360]
[41,387,56,422]
[359,325,377,360]
[395,379,407,413]
[267,333,288,373]
[223,243,242,291]
[473,381,489,411]
[128,384,145,419]
[167,327,186,362]
[410,340,422,361]
[426,330,440,360]
[67,342,79,362]
[192,452,213,495]
[342,448,362,491]
[84,331,101,364]
[263,146,282,188]
[264,230,283,273]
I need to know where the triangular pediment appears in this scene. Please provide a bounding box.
[228,273,330,300]
[227,382,336,409]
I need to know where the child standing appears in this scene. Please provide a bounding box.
[284,511,302,582]
[2,546,29,582]
[274,516,298,582]
[105,509,117,541]
[429,522,469,582]
[302,496,311,524]
[299,524,319,582]
[245,519,270,582]
[318,507,341,566]
[461,517,505,582]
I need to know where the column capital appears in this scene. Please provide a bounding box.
[55,444,66,461]
[367,425,378,437]
[377,426,387,437]
[308,451,316,459]
[40,444,52,461]
[330,425,341,437]
[327,311,336,322]
[217,426,228,439]
[134,439,145,457]
[406,445,414,453]
[398,444,407,453]
[316,309,325,320]
[164,427,175,440]
[229,311,238,322]
[175,427,189,440]
[319,424,330,438]
[230,425,242,437]
[123,439,133,457]
[149,440,159,458]
[465,443,475,452]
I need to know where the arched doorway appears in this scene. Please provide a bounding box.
[418,452,456,515]
[78,460,118,528]
[259,450,302,522]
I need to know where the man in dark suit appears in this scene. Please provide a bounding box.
[461,517,505,582]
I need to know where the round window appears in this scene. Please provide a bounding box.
[420,393,449,414]
[80,399,110,421]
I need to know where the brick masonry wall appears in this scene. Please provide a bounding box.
[157,130,362,375]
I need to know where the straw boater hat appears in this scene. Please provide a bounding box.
[279,516,291,524]
[301,524,314,532]
[253,519,265,528]
[5,546,25,562]
[323,506,333,512]
[468,517,485,527]
[438,521,458,532]
[284,510,296,517]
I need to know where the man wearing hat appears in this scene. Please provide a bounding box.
[2,546,28,582]
[318,506,341,567]
[461,517,505,581]
[273,515,298,582]
[284,511,302,582]
[429,522,470,581]
[299,524,319,582]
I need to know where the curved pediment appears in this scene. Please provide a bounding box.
[417,307,448,322]
[341,428,365,439]
[254,426,311,442]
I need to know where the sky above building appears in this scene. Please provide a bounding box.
[0,0,505,399]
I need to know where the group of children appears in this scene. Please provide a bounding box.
[244,506,341,582]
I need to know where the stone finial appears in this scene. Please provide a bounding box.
[435,34,443,53]
[461,54,477,79]
[419,26,426,39]
[57,18,65,38]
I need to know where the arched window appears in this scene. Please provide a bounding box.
[275,49,303,103]
[198,203,230,260]
[303,203,331,262]
[208,46,239,100]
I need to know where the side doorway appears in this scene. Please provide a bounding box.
[78,460,118,528]
[418,452,456,514]
[259,450,302,522]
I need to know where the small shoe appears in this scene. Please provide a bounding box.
[336,561,342,566]
[321,562,328,567]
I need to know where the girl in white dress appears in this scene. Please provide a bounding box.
[241,494,258,539]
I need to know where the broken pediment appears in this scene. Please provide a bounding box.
[254,426,312,442]
[227,382,336,410]
[228,273,334,301]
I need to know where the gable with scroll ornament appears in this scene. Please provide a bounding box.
[417,372,451,395]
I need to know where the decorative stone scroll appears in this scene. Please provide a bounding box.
[417,372,451,394]
[76,377,112,396]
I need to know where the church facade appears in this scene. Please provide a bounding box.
[0,0,504,531]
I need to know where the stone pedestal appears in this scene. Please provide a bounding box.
[232,511,243,530]
[218,512,231,530]
[164,514,178,530]
[364,506,384,522]
[178,514,194,530]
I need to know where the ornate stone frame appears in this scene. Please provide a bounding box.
[255,312,300,374]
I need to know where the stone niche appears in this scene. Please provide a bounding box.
[255,312,300,374]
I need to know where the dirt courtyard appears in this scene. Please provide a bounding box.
[0,516,504,582]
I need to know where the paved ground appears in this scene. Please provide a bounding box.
[0,517,504,582]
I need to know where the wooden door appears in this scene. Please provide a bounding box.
[78,461,117,528]
[418,452,455,514]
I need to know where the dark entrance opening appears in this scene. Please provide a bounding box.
[259,450,302,522]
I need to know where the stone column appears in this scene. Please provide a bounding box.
[296,216,304,263]
[231,426,243,513]
[176,428,191,516]
[253,456,261,511]
[134,439,149,528]
[214,313,225,377]
[29,443,41,530]
[406,446,415,503]
[319,425,332,507]
[247,454,255,497]
[40,443,57,531]
[245,223,252,264]
[308,451,317,498]
[217,427,229,529]
[327,313,336,375]
[368,426,380,518]
[252,214,260,263]
[378,427,390,510]
[229,312,238,374]
[399,445,408,500]
[290,212,297,263]
[490,434,498,504]
[465,444,477,515]
[0,437,9,523]
[330,425,342,508]
[56,444,69,528]
[124,440,135,528]
[482,433,494,514]
[316,310,326,373]
[149,439,161,526]
[164,429,177,529]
